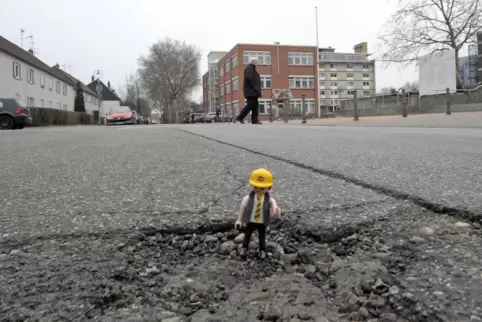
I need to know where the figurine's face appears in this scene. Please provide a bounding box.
[252,186,270,194]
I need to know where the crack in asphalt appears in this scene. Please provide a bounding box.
[179,129,480,223]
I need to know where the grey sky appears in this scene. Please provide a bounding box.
[1,0,436,101]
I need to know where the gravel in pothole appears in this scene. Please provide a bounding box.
[1,203,482,322]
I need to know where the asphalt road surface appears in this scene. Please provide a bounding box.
[1,123,481,322]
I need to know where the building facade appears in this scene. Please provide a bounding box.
[207,51,227,112]
[318,42,376,112]
[202,71,209,112]
[215,43,318,121]
[0,35,99,114]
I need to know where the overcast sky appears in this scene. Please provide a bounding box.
[2,0,427,101]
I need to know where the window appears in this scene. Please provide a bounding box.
[363,91,370,96]
[261,76,272,89]
[363,81,370,86]
[259,100,271,114]
[320,90,326,96]
[319,72,325,78]
[290,99,315,114]
[347,64,353,69]
[319,80,325,86]
[56,81,60,93]
[232,54,238,68]
[347,90,356,95]
[330,73,337,78]
[49,76,53,90]
[243,51,271,65]
[232,77,239,91]
[40,74,45,88]
[233,100,239,114]
[348,81,354,86]
[219,65,224,76]
[331,91,338,96]
[330,82,338,86]
[330,64,336,69]
[63,84,67,95]
[288,76,314,89]
[63,104,67,110]
[40,99,44,107]
[362,73,370,78]
[226,82,231,94]
[346,73,354,78]
[288,52,314,65]
[362,64,369,69]
[57,102,61,109]
[225,60,231,72]
[27,97,35,106]
[27,68,34,84]
[13,62,21,79]
[220,84,225,96]
[319,63,325,69]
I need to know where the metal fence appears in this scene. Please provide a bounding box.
[337,85,482,117]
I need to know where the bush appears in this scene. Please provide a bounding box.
[30,108,93,127]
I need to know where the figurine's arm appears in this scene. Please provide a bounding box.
[270,198,281,218]
[236,196,249,229]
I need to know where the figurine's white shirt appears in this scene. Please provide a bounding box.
[241,194,276,224]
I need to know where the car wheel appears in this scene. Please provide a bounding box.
[0,115,15,130]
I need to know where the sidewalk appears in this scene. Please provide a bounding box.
[279,111,482,128]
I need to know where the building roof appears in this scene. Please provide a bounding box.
[53,66,97,96]
[87,80,122,101]
[0,35,74,84]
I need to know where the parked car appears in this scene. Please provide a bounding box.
[195,113,207,123]
[218,114,233,122]
[0,98,32,130]
[202,112,219,123]
[106,106,135,125]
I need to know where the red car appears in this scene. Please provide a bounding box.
[106,106,135,125]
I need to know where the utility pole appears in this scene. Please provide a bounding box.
[136,79,141,116]
[20,29,25,49]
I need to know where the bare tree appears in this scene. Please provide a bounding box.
[402,80,420,92]
[138,37,201,123]
[378,0,482,77]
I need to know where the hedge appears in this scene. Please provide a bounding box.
[29,108,94,126]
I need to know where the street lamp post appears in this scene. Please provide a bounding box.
[93,69,103,125]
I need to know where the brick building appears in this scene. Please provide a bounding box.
[215,43,318,121]
[203,42,376,120]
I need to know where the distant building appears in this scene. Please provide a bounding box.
[87,79,123,118]
[202,71,209,112]
[318,42,376,112]
[0,34,99,113]
[202,41,376,119]
[206,51,227,113]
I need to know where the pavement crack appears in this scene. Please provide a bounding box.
[180,129,480,223]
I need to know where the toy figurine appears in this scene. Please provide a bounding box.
[235,168,282,260]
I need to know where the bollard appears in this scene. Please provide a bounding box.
[401,89,408,117]
[269,101,273,123]
[446,87,451,115]
[283,99,289,123]
[301,94,307,124]
[353,91,359,121]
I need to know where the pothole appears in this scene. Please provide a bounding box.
[1,205,481,322]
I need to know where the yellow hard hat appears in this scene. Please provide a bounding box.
[249,168,273,188]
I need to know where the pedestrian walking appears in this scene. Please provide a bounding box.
[236,57,262,124]
[216,107,220,123]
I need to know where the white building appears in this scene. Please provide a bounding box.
[318,42,376,112]
[0,35,98,114]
